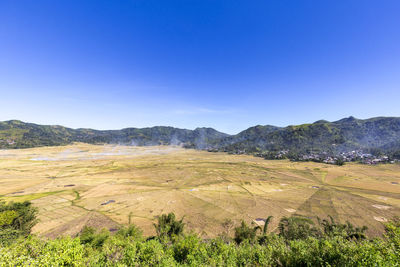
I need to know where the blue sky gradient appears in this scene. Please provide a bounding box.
[0,0,399,134]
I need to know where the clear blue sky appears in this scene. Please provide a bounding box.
[0,1,399,134]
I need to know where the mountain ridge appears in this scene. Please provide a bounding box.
[215,116,400,154]
[1,117,400,159]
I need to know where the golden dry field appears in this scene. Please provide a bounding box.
[1,143,399,238]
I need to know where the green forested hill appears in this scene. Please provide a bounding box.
[1,117,400,156]
[0,120,229,149]
[215,117,400,155]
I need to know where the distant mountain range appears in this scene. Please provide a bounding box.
[1,117,400,157]
[0,120,228,149]
[214,116,400,155]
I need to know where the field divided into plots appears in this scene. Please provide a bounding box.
[1,143,399,238]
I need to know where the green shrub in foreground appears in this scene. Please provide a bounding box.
[1,232,400,266]
[1,210,400,266]
[0,201,37,244]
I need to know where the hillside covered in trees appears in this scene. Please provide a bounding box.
[0,120,228,149]
[213,117,400,154]
[1,117,400,160]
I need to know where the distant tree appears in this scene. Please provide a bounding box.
[79,226,96,245]
[117,224,143,240]
[279,216,320,241]
[344,221,368,240]
[261,216,273,235]
[79,226,110,248]
[234,221,259,244]
[257,216,273,245]
[318,216,365,239]
[318,215,344,237]
[154,213,185,241]
[335,158,345,166]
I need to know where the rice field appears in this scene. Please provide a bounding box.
[1,143,399,238]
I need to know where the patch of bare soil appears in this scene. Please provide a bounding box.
[285,208,296,213]
[372,204,391,210]
[374,216,388,222]
[43,211,119,239]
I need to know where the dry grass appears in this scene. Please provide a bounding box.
[1,143,399,238]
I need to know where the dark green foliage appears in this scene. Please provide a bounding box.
[234,221,259,244]
[217,117,400,158]
[384,216,400,256]
[257,216,274,245]
[0,120,228,149]
[262,216,273,235]
[2,117,400,160]
[279,216,321,241]
[344,222,368,240]
[335,158,345,166]
[1,211,400,266]
[0,201,37,244]
[79,226,96,245]
[318,216,368,240]
[79,226,111,249]
[154,212,185,241]
[116,224,143,240]
[319,215,348,237]
[172,234,203,263]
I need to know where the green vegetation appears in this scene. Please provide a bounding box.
[0,120,227,149]
[0,201,37,245]
[233,221,259,245]
[154,213,185,241]
[216,117,400,160]
[2,117,400,160]
[335,158,345,166]
[2,191,64,203]
[278,216,320,241]
[1,204,400,266]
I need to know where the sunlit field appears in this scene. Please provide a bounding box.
[1,143,399,238]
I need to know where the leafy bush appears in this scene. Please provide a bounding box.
[279,216,321,241]
[234,220,259,244]
[116,224,143,240]
[0,201,37,244]
[319,215,368,240]
[1,210,400,266]
[154,212,185,241]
